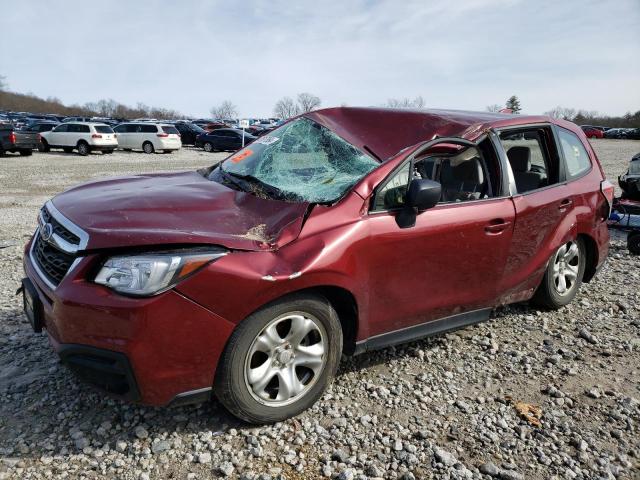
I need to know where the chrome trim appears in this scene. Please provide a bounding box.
[38,211,79,254]
[45,200,89,250]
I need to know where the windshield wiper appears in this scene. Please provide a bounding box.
[220,165,301,201]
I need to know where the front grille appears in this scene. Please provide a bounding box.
[32,205,83,287]
[41,208,81,245]
[33,233,76,285]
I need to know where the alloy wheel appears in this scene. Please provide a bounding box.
[552,241,580,296]
[204,142,213,152]
[244,312,327,406]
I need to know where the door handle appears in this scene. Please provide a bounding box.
[484,219,511,234]
[559,198,573,210]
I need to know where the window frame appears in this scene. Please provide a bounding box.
[553,125,593,182]
[368,135,505,214]
[491,123,565,197]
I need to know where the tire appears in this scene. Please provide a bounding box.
[77,141,90,156]
[215,294,342,424]
[532,238,586,309]
[63,147,73,153]
[628,232,640,255]
[203,142,213,153]
[19,149,32,156]
[142,142,155,154]
[39,140,50,152]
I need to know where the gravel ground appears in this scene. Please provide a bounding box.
[0,139,639,480]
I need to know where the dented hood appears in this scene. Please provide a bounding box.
[51,171,309,251]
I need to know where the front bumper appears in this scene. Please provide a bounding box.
[23,241,235,406]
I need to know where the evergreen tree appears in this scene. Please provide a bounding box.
[505,95,522,114]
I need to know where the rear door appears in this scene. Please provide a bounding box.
[365,137,515,336]
[494,125,574,302]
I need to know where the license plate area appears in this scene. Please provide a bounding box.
[22,278,44,333]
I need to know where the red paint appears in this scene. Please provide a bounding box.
[24,108,610,406]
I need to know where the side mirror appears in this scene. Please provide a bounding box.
[405,178,441,211]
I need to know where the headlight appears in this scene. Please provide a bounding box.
[94,249,227,296]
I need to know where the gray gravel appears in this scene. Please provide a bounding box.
[1,140,639,479]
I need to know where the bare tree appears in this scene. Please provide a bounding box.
[486,104,502,113]
[544,106,577,121]
[297,92,321,113]
[273,97,299,119]
[385,96,425,108]
[210,100,238,120]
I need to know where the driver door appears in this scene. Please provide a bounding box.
[363,138,516,337]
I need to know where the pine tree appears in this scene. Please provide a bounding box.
[506,95,522,114]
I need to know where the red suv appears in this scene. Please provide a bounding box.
[21,108,613,423]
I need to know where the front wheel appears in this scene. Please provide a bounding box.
[39,140,50,152]
[215,294,342,424]
[203,142,213,152]
[142,142,155,154]
[533,238,586,309]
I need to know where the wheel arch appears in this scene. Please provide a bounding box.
[579,232,599,283]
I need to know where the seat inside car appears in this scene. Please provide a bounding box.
[439,157,486,202]
[507,146,544,193]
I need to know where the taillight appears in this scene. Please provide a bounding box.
[600,179,615,220]
[91,134,102,138]
[8,132,16,144]
[157,133,169,138]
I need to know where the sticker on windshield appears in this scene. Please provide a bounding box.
[230,149,254,163]
[255,136,279,145]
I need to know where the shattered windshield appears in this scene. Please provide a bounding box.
[210,118,379,203]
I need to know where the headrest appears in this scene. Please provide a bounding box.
[452,158,484,184]
[507,146,531,172]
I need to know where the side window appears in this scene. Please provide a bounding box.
[373,162,412,210]
[113,124,126,133]
[140,124,158,133]
[67,124,79,133]
[500,128,559,194]
[79,125,90,133]
[557,128,591,179]
[53,124,68,133]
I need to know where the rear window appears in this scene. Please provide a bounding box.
[162,126,179,134]
[95,125,114,134]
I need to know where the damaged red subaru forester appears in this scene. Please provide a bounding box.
[22,108,613,423]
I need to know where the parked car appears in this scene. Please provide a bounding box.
[581,126,604,139]
[112,123,182,153]
[195,128,256,152]
[604,128,628,139]
[0,124,39,156]
[23,121,60,134]
[40,122,117,155]
[62,116,94,123]
[202,122,229,132]
[626,128,640,140]
[21,108,612,423]
[174,121,207,145]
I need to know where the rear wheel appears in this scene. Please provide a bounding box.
[215,294,342,424]
[203,142,213,152]
[142,142,155,154]
[77,142,89,156]
[533,238,586,309]
[628,231,640,255]
[19,149,32,156]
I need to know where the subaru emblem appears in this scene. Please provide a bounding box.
[41,223,54,242]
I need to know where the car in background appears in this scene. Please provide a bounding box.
[581,126,604,139]
[174,122,207,146]
[62,116,94,123]
[0,124,39,156]
[40,122,117,156]
[112,123,182,154]
[626,128,640,140]
[604,128,628,139]
[23,121,60,134]
[195,128,256,152]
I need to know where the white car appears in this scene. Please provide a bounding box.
[112,123,182,154]
[40,122,118,156]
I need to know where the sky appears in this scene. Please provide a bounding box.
[1,0,639,118]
